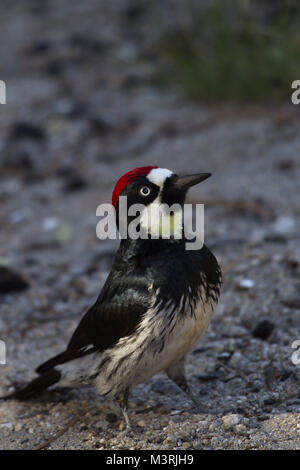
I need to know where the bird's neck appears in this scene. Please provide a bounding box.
[118,236,182,262]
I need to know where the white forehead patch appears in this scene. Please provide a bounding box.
[147,168,173,187]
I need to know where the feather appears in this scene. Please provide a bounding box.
[1,369,61,400]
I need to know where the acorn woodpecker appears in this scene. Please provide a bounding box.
[3,166,221,429]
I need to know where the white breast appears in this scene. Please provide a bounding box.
[152,298,215,371]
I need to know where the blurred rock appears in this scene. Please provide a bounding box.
[124,2,146,21]
[252,320,274,340]
[272,216,296,235]
[277,158,295,171]
[235,278,255,290]
[27,39,52,56]
[62,173,88,192]
[88,116,113,136]
[105,413,118,424]
[222,414,242,431]
[280,297,300,310]
[68,33,105,55]
[45,59,66,77]
[42,217,59,231]
[9,122,45,141]
[54,99,86,119]
[0,266,29,294]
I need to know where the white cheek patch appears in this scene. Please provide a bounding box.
[143,167,181,238]
[140,200,183,239]
[147,168,173,187]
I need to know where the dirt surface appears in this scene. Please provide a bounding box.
[0,0,299,450]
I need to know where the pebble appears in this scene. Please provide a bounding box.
[10,121,45,141]
[235,424,247,434]
[182,442,190,449]
[137,420,146,428]
[105,413,118,424]
[252,320,274,340]
[0,266,29,294]
[197,420,208,430]
[272,216,296,235]
[0,422,13,429]
[118,422,125,431]
[42,217,59,231]
[222,414,242,431]
[236,278,255,290]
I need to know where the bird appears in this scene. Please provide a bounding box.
[2,166,222,430]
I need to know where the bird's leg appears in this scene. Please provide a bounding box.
[114,389,135,432]
[166,357,205,413]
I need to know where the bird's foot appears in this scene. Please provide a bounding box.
[121,408,137,435]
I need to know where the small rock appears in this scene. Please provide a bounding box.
[170,409,182,415]
[218,351,233,363]
[62,174,87,192]
[252,320,274,340]
[14,423,22,432]
[155,405,168,415]
[197,420,208,430]
[230,351,244,367]
[118,421,125,431]
[137,420,146,428]
[0,423,13,429]
[235,424,246,434]
[0,266,29,294]
[163,436,176,445]
[281,298,300,310]
[230,326,248,338]
[222,414,241,431]
[182,442,190,449]
[105,413,118,424]
[124,2,145,21]
[193,439,203,449]
[42,217,59,231]
[150,435,163,444]
[9,122,45,141]
[89,116,113,135]
[28,40,52,55]
[272,216,296,235]
[236,278,255,290]
[10,209,31,224]
[46,59,66,77]
[277,158,295,171]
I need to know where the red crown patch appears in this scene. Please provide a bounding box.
[112,166,158,207]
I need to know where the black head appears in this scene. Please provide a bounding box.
[113,167,211,238]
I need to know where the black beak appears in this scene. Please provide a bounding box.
[174,173,211,191]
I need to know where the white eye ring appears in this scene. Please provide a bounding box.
[140,186,151,196]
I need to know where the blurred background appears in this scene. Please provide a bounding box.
[0,0,299,450]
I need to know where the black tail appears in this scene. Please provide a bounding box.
[1,369,61,400]
[36,347,96,375]
[35,352,67,375]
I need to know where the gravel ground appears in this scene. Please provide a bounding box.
[0,0,299,450]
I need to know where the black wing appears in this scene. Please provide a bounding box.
[36,267,151,374]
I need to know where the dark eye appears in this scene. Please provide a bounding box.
[140,186,151,196]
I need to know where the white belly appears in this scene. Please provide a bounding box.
[94,297,216,395]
